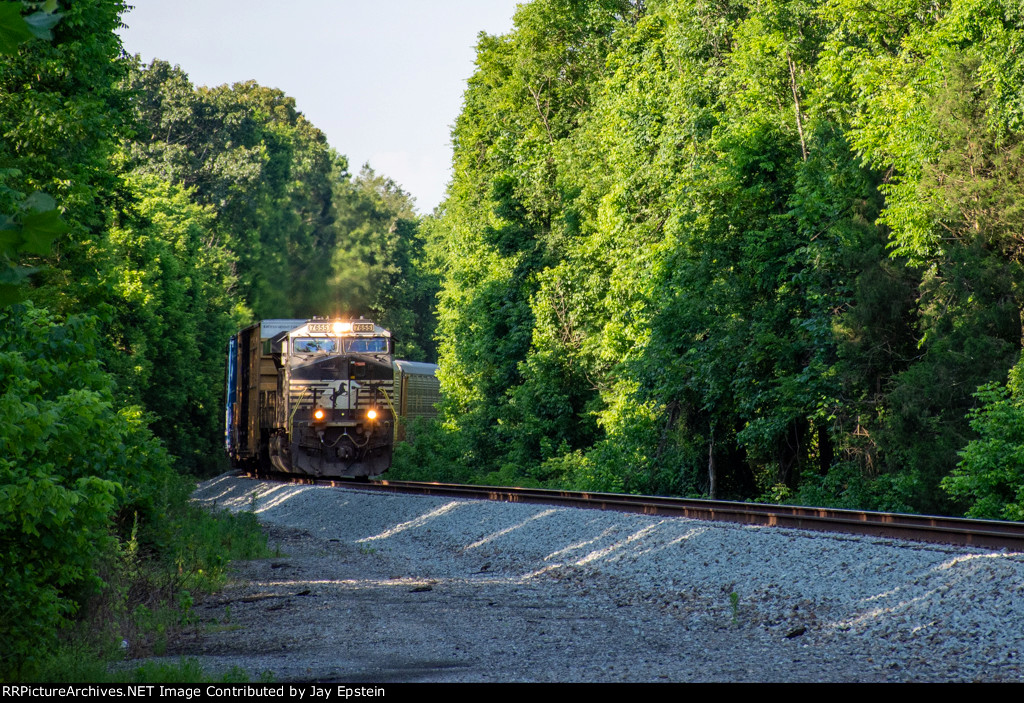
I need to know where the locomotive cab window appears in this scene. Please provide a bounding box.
[346,337,388,353]
[293,337,337,353]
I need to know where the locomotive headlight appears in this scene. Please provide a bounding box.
[333,321,352,334]
[313,408,326,421]
[366,409,377,421]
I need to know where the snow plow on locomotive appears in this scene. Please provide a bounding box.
[225,317,437,478]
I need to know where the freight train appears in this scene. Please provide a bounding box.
[225,317,439,478]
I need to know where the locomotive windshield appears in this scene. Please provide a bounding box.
[346,337,388,353]
[291,337,388,354]
[293,337,338,353]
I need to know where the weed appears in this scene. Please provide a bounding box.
[167,504,272,593]
[729,591,740,625]
[27,648,266,683]
[16,474,273,682]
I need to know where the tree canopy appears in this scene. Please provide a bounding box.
[397,0,1024,520]
[0,0,435,675]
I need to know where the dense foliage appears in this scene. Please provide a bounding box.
[122,58,436,357]
[0,304,175,673]
[398,0,1024,521]
[0,0,433,678]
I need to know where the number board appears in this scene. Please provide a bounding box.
[353,322,375,332]
[307,323,331,333]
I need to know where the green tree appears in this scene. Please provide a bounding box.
[0,304,174,676]
[431,0,632,476]
[123,59,335,318]
[943,360,1024,520]
[330,164,437,360]
[100,172,244,472]
[0,0,129,313]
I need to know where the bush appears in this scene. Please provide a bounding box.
[0,303,173,677]
[943,361,1024,521]
[389,417,477,484]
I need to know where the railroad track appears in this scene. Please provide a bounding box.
[245,471,1024,551]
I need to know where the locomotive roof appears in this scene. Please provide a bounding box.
[244,318,391,340]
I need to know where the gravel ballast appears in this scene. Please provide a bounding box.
[156,472,1024,682]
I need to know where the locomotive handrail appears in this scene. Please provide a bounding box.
[377,387,398,421]
[287,385,311,437]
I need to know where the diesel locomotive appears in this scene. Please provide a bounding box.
[225,317,437,478]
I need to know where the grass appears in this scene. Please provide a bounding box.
[17,475,275,683]
[29,650,266,684]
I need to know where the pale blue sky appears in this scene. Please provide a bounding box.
[117,1,521,213]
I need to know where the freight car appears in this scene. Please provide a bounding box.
[393,359,442,441]
[225,317,438,478]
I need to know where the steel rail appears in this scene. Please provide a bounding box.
[250,472,1024,551]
